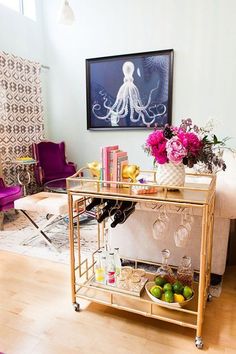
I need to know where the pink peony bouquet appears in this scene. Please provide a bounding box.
[144,119,227,172]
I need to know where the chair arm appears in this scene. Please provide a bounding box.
[0,178,5,188]
[34,165,45,186]
[68,161,77,170]
[38,166,45,185]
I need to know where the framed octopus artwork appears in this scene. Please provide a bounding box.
[86,49,174,130]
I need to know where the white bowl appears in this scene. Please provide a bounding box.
[145,281,194,309]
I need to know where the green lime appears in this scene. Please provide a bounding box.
[164,290,174,303]
[150,285,162,299]
[183,286,193,299]
[173,281,184,294]
[154,276,167,287]
[163,283,173,292]
[161,293,166,301]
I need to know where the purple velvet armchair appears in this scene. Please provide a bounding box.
[32,141,77,186]
[0,178,23,230]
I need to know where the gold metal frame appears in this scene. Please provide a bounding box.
[67,170,216,349]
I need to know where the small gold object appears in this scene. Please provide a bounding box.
[122,164,140,182]
[87,161,101,178]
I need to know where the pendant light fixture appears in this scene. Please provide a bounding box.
[58,0,75,25]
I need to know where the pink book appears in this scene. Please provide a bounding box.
[102,145,119,182]
[109,148,120,182]
[101,146,105,180]
[112,151,128,187]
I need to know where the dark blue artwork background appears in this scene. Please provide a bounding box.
[89,54,170,128]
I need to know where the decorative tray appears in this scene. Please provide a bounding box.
[89,267,148,297]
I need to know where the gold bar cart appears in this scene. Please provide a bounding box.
[66,171,216,349]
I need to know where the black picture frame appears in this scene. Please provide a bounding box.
[86,49,174,130]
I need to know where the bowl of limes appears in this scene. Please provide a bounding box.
[145,277,194,308]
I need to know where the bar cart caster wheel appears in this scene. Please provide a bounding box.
[207,293,213,302]
[73,303,80,312]
[195,336,203,349]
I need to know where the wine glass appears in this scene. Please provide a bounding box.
[183,209,194,232]
[152,216,166,240]
[152,205,169,240]
[174,209,193,247]
[160,206,169,223]
[174,224,189,247]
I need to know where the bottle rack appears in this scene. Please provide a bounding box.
[66,170,216,349]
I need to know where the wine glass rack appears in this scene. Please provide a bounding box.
[66,169,216,349]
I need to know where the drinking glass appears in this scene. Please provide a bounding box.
[117,271,128,289]
[129,274,141,292]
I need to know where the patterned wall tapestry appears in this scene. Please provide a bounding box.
[0,52,45,191]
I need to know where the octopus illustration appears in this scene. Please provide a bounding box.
[92,61,166,127]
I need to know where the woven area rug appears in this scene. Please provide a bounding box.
[0,210,98,264]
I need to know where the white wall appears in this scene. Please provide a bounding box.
[34,1,236,167]
[0,0,50,136]
[0,1,44,61]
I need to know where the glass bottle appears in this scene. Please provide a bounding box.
[95,250,105,284]
[100,246,106,257]
[114,247,122,276]
[97,200,117,223]
[101,254,107,285]
[156,249,176,284]
[104,227,110,256]
[106,252,116,286]
[110,202,136,228]
[86,198,103,211]
[177,255,194,287]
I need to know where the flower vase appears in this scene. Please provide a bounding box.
[156,162,185,189]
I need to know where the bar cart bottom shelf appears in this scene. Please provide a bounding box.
[74,280,206,348]
[75,279,199,327]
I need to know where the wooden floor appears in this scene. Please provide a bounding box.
[0,251,235,354]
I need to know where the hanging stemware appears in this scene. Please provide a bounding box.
[174,208,193,247]
[152,205,169,241]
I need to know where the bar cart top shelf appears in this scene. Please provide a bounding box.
[66,171,216,206]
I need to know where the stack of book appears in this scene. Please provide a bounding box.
[15,157,37,164]
[101,145,128,188]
